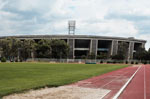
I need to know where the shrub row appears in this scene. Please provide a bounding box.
[1,57,6,62]
[99,60,149,64]
[0,57,23,62]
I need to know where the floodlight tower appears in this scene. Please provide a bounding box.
[68,20,76,35]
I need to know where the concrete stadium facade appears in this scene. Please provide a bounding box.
[0,35,146,60]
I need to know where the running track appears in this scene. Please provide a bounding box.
[70,65,139,99]
[70,65,150,99]
[118,65,150,99]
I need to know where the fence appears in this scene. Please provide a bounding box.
[26,58,149,64]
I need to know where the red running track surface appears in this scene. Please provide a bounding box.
[146,65,150,99]
[119,65,150,99]
[70,66,138,99]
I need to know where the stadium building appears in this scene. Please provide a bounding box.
[0,35,146,60]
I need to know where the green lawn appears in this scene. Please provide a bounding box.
[0,63,128,97]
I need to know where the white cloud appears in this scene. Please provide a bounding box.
[9,0,51,12]
[72,19,138,38]
[0,11,18,19]
[0,0,149,49]
[0,0,8,10]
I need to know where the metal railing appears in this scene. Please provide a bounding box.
[26,58,150,64]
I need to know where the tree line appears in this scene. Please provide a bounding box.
[0,38,149,62]
[112,42,150,61]
[81,42,150,61]
[133,47,150,61]
[0,37,69,62]
[81,42,129,60]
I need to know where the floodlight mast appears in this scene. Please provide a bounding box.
[68,20,76,35]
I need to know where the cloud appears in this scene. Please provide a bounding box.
[0,0,150,49]
[76,19,138,36]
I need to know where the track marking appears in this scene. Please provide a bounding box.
[101,71,130,88]
[144,65,146,99]
[101,69,133,99]
[112,65,141,99]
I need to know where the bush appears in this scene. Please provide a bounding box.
[20,58,23,62]
[113,61,116,64]
[144,61,147,64]
[81,55,86,59]
[141,60,147,64]
[87,53,95,59]
[15,59,18,62]
[135,62,138,64]
[107,61,111,64]
[117,60,124,64]
[125,61,128,64]
[97,53,108,59]
[107,60,113,64]
[100,60,103,64]
[131,61,134,64]
[1,57,6,62]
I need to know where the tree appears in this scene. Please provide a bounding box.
[36,39,51,58]
[87,52,96,59]
[50,39,69,59]
[0,38,70,60]
[81,55,86,59]
[20,39,36,60]
[97,52,108,59]
[134,47,147,60]
[147,48,150,60]
[111,42,128,60]
[0,37,22,61]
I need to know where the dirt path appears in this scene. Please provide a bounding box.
[3,86,110,99]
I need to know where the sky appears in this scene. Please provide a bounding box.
[0,0,150,49]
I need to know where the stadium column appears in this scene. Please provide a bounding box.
[90,39,92,53]
[111,40,118,56]
[128,41,135,60]
[142,43,145,48]
[68,39,75,59]
[31,51,34,61]
[91,39,98,57]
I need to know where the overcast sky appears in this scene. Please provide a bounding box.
[0,0,150,49]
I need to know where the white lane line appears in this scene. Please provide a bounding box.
[144,65,146,99]
[101,72,130,88]
[112,66,141,99]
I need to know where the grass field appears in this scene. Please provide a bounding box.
[0,63,128,97]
